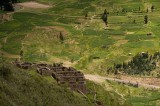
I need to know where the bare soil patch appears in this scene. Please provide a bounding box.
[0,50,20,58]
[114,40,128,47]
[121,76,160,86]
[111,36,124,40]
[85,74,160,89]
[85,74,106,83]
[126,32,135,35]
[17,1,51,9]
[51,57,76,67]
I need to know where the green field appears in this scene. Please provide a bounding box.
[0,0,160,106]
[1,0,160,71]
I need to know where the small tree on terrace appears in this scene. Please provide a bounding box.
[151,5,155,12]
[144,15,148,24]
[102,9,108,25]
[85,12,88,19]
[59,32,64,43]
[146,8,149,13]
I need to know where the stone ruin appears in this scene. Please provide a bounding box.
[13,61,87,93]
[52,66,86,93]
[0,13,12,23]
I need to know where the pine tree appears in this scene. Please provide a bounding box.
[146,8,149,13]
[102,9,108,25]
[133,19,136,24]
[0,0,16,11]
[151,5,155,12]
[144,15,148,24]
[59,32,64,43]
[139,7,141,11]
[85,12,88,19]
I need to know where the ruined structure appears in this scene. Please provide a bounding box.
[0,13,12,23]
[51,66,86,93]
[13,61,87,93]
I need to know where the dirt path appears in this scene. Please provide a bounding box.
[16,1,52,9]
[85,74,160,89]
[0,50,20,58]
[113,40,128,47]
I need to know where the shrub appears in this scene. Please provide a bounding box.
[0,65,12,79]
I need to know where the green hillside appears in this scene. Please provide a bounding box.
[0,63,133,106]
[0,63,92,106]
[0,0,160,106]
[1,0,160,75]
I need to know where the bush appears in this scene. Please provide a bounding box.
[0,65,12,79]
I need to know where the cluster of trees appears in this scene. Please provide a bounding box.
[0,0,20,11]
[108,52,160,75]
[101,8,149,25]
[101,5,155,25]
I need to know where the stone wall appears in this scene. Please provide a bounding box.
[13,61,87,93]
[0,13,12,23]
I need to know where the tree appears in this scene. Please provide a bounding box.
[0,0,16,11]
[11,0,19,3]
[19,50,23,61]
[139,7,141,11]
[59,32,64,43]
[20,50,23,57]
[114,69,118,75]
[102,9,108,25]
[0,65,12,80]
[0,0,5,10]
[144,15,148,24]
[4,2,14,11]
[151,5,155,12]
[146,8,149,13]
[133,19,136,24]
[122,8,125,12]
[85,12,88,19]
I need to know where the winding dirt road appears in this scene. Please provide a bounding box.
[85,74,160,89]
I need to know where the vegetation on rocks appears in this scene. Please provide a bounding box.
[111,52,160,76]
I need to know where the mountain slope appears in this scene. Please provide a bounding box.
[0,63,92,106]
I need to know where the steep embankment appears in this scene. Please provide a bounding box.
[0,64,92,106]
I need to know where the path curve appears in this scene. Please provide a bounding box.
[85,74,160,89]
[16,1,52,9]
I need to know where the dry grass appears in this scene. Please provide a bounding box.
[114,40,128,47]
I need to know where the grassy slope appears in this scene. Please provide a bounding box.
[0,64,92,106]
[86,80,132,106]
[0,63,158,106]
[0,0,160,106]
[0,63,133,106]
[105,80,160,106]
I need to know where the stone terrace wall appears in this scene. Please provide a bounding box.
[0,13,12,23]
[13,61,87,93]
